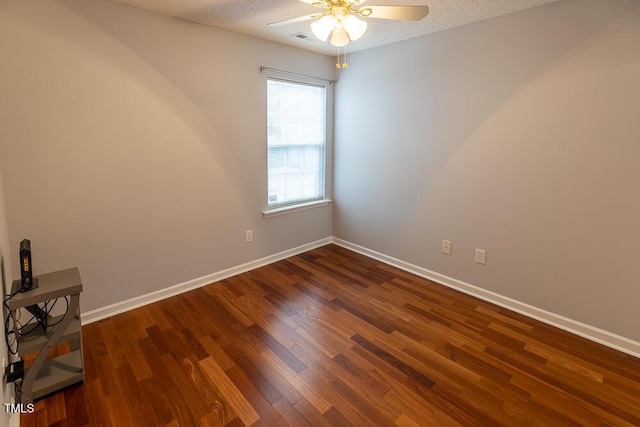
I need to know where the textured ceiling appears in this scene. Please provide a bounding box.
[108,0,560,56]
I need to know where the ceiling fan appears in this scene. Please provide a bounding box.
[269,0,429,50]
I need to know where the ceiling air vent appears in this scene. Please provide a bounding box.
[290,32,315,42]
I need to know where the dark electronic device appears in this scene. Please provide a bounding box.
[20,239,34,290]
[5,360,24,383]
[18,239,46,331]
[18,239,38,292]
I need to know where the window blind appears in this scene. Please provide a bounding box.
[267,79,326,207]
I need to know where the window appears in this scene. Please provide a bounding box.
[267,78,326,209]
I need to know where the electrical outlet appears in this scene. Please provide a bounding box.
[441,240,451,255]
[245,230,253,243]
[475,249,486,265]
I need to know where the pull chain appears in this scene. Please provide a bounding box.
[336,46,349,69]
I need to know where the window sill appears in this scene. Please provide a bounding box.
[263,199,332,218]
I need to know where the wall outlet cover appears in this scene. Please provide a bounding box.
[442,240,451,255]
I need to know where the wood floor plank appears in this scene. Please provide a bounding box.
[198,356,261,426]
[163,386,202,427]
[273,398,314,427]
[248,323,307,373]
[292,397,333,427]
[384,390,441,426]
[184,355,237,425]
[510,373,631,426]
[197,334,236,372]
[40,392,66,426]
[224,365,288,426]
[218,339,284,405]
[22,244,640,426]
[394,413,426,427]
[258,346,333,414]
[104,391,137,427]
[236,342,304,406]
[292,336,400,412]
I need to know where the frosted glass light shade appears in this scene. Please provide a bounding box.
[330,27,350,47]
[311,16,335,41]
[343,15,367,41]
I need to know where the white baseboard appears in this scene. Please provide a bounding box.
[81,237,332,325]
[81,235,640,359]
[331,237,640,359]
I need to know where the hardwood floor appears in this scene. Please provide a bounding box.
[22,244,640,426]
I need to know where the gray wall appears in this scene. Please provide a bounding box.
[1,0,638,347]
[0,0,334,312]
[334,0,640,341]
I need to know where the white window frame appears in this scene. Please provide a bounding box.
[263,77,331,217]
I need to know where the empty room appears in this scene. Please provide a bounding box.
[0,0,639,425]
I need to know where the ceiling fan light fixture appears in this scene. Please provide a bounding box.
[268,1,430,61]
[343,14,367,41]
[311,15,334,41]
[330,27,350,47]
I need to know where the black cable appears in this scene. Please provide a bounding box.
[2,279,37,349]
[17,297,69,337]
[4,298,18,355]
[3,288,71,405]
[16,319,38,337]
[3,284,71,377]
[4,287,65,354]
[25,302,48,334]
[45,297,69,328]
[14,380,23,404]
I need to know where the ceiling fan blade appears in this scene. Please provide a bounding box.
[268,13,323,26]
[359,5,429,21]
